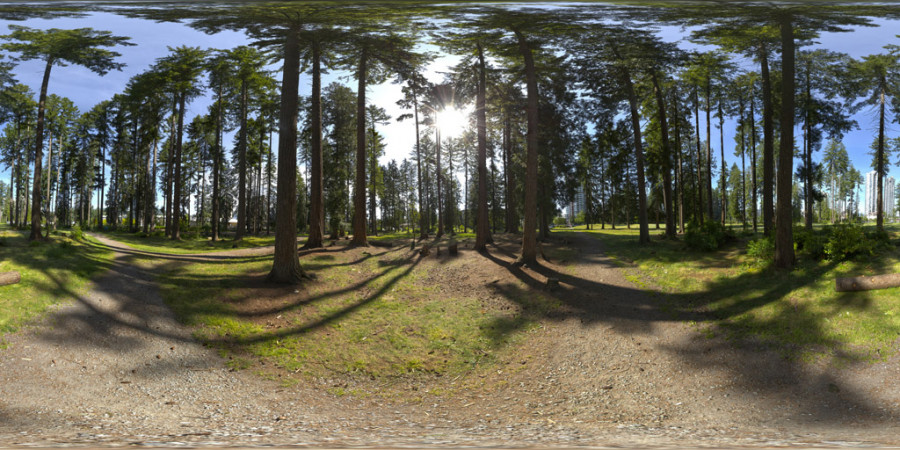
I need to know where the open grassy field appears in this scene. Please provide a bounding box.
[559,223,900,363]
[0,225,113,339]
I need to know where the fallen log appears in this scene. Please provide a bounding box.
[0,271,21,287]
[369,240,393,248]
[836,273,900,292]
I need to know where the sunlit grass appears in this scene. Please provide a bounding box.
[155,240,539,384]
[0,225,114,337]
[97,229,279,254]
[560,223,900,362]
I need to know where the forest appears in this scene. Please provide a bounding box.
[3,2,900,279]
[6,1,900,445]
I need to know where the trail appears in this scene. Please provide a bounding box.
[0,232,898,446]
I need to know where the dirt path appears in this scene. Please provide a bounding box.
[1,232,899,446]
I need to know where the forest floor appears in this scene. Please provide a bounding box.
[1,230,900,447]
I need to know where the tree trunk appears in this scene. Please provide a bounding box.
[694,89,704,224]
[774,16,795,270]
[760,43,775,237]
[719,96,726,226]
[515,29,539,264]
[804,64,814,230]
[306,41,325,248]
[172,92,186,240]
[0,271,20,286]
[877,81,886,230]
[836,273,900,292]
[211,85,222,241]
[622,66,650,244]
[475,43,492,250]
[705,78,714,221]
[351,48,369,246]
[750,85,758,233]
[504,111,517,233]
[651,71,675,240]
[267,26,306,283]
[29,59,53,241]
[672,87,685,234]
[235,78,249,242]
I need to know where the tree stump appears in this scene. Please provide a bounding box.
[836,273,900,292]
[419,243,431,257]
[0,271,21,286]
[449,242,458,256]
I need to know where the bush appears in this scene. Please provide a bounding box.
[746,236,774,262]
[71,225,83,241]
[793,226,827,260]
[824,224,872,261]
[684,220,733,251]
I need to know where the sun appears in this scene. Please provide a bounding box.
[436,105,473,138]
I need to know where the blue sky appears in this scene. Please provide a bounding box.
[2,6,900,213]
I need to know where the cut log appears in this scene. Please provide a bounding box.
[370,240,393,248]
[448,242,458,256]
[0,271,21,286]
[836,273,900,292]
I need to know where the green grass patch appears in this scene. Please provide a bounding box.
[96,229,280,254]
[0,225,114,335]
[154,241,535,383]
[563,224,900,363]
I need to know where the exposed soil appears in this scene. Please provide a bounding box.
[1,231,900,447]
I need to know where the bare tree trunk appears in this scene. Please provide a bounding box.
[515,29,539,264]
[29,59,53,241]
[760,44,775,237]
[475,43,492,250]
[774,16,795,269]
[267,25,306,283]
[172,92,186,240]
[651,71,675,240]
[351,48,369,246]
[306,42,325,247]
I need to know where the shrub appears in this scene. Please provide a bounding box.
[793,226,827,260]
[824,224,872,261]
[746,236,774,262]
[71,225,83,241]
[685,220,733,251]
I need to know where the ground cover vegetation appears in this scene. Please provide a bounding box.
[6,1,900,378]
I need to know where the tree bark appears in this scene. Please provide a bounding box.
[836,273,900,292]
[0,271,20,286]
[515,29,539,264]
[760,43,775,237]
[475,43,492,251]
[211,85,222,241]
[29,59,52,241]
[171,92,186,240]
[622,67,650,244]
[235,78,249,242]
[267,26,306,283]
[774,16,795,270]
[694,89,704,224]
[750,84,758,233]
[651,71,675,240]
[306,41,325,248]
[351,48,368,246]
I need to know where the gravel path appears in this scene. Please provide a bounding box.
[1,232,899,447]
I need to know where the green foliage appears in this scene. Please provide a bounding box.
[71,224,83,240]
[746,236,774,262]
[792,226,827,260]
[824,224,873,261]
[684,220,733,251]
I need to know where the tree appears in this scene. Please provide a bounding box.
[0,25,133,240]
[338,19,421,246]
[849,50,900,231]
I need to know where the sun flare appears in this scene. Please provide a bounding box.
[436,106,473,138]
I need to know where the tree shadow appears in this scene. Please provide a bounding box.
[476,230,897,425]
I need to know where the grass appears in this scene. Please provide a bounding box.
[560,223,900,363]
[0,224,114,337]
[97,229,279,254]
[150,238,541,386]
